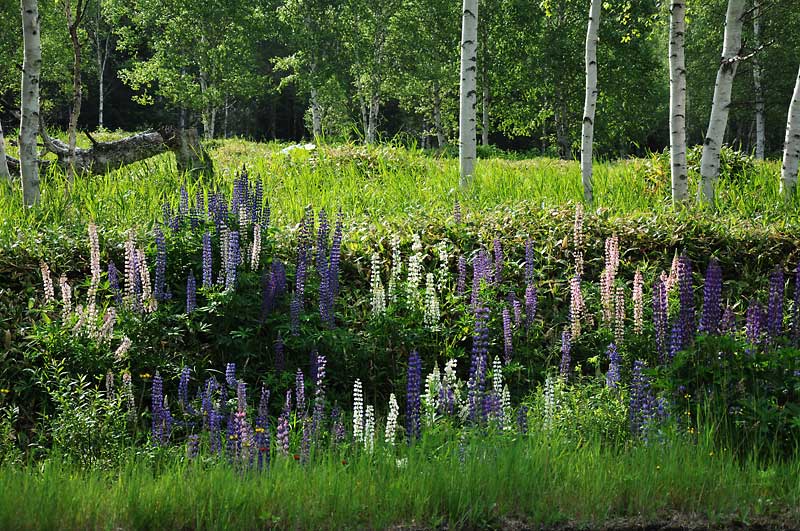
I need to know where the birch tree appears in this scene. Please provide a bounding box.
[20,0,42,206]
[780,63,800,197]
[458,0,478,187]
[87,0,113,130]
[63,0,89,179]
[698,0,746,205]
[0,119,10,183]
[580,0,601,204]
[669,0,688,204]
[753,0,765,159]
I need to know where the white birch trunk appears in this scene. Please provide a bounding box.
[780,64,800,197]
[310,87,322,139]
[669,0,688,204]
[20,0,42,206]
[366,92,379,144]
[459,0,478,187]
[580,0,601,204]
[753,1,765,159]
[698,0,746,204]
[0,120,10,183]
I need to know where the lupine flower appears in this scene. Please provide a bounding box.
[493,238,503,285]
[573,204,584,278]
[295,369,306,416]
[186,271,197,313]
[186,434,200,459]
[255,386,271,470]
[453,199,462,224]
[114,336,132,362]
[406,350,422,441]
[614,285,625,346]
[276,411,290,456]
[178,367,193,414]
[353,379,364,444]
[290,296,301,336]
[274,335,285,372]
[569,275,584,338]
[40,262,55,304]
[151,373,172,446]
[385,393,399,446]
[600,235,619,326]
[456,255,467,295]
[406,234,424,306]
[331,407,346,446]
[678,254,694,343]
[629,360,655,438]
[606,343,620,389]
[137,249,156,312]
[525,239,535,285]
[668,319,683,362]
[154,227,167,301]
[517,406,529,435]
[87,223,101,309]
[720,305,736,335]
[525,284,537,330]
[699,259,722,335]
[559,330,572,379]
[436,242,449,292]
[423,273,440,329]
[543,375,560,431]
[632,269,643,334]
[316,209,329,273]
[122,371,135,421]
[767,266,784,341]
[491,356,504,424]
[301,417,312,464]
[98,308,116,343]
[312,355,327,435]
[250,224,261,270]
[653,277,668,361]
[108,261,122,305]
[179,185,189,215]
[388,235,402,303]
[502,308,513,364]
[512,299,522,328]
[226,363,237,388]
[328,210,343,299]
[793,263,800,346]
[364,405,375,453]
[59,275,72,318]
[201,232,213,288]
[746,301,766,351]
[272,260,287,296]
[124,231,141,309]
[370,252,386,317]
[260,269,276,319]
[225,230,240,291]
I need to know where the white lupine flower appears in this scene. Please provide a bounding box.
[388,235,402,303]
[370,252,386,317]
[250,223,261,270]
[98,308,117,343]
[384,393,399,446]
[88,222,101,293]
[40,262,55,304]
[423,273,440,329]
[353,379,364,444]
[406,234,424,306]
[422,363,441,425]
[435,241,449,292]
[364,405,375,453]
[543,375,562,431]
[59,275,72,318]
[124,231,138,304]
[492,356,503,396]
[502,385,512,429]
[114,336,132,362]
[137,249,157,313]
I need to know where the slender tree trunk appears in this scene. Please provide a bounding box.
[223,96,229,139]
[753,0,765,160]
[65,0,86,181]
[0,120,10,183]
[780,64,800,197]
[310,87,322,139]
[98,54,104,129]
[698,0,746,205]
[482,77,490,147]
[365,90,379,144]
[433,81,445,148]
[459,0,478,187]
[580,0,601,204]
[669,0,688,204]
[20,0,42,206]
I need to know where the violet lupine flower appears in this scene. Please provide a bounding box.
[668,319,683,363]
[272,260,287,296]
[108,261,122,305]
[316,209,329,273]
[290,296,302,336]
[406,350,422,442]
[194,188,205,218]
[653,278,668,361]
[331,407,346,445]
[274,335,286,372]
[180,186,189,215]
[178,367,196,415]
[186,271,197,313]
[255,386,271,470]
[746,301,766,352]
[525,284,537,331]
[186,434,200,459]
[202,232,213,288]
[606,343,620,389]
[301,418,312,464]
[226,363,237,389]
[260,269,276,319]
[295,207,313,300]
[453,199,462,224]
[559,330,572,379]
[513,300,522,327]
[517,406,529,435]
[312,355,327,435]
[468,306,490,423]
[295,369,306,416]
[276,391,292,456]
[328,210,343,298]
[502,308,513,364]
[677,254,695,346]
[767,266,785,341]
[151,373,172,446]
[793,263,800,346]
[456,255,467,295]
[525,239,535,286]
[225,231,240,291]
[699,258,722,335]
[154,227,167,301]
[493,238,503,285]
[720,305,736,335]
[629,360,655,438]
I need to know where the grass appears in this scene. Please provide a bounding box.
[1,431,797,530]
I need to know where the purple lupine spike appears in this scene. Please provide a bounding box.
[525,239,535,286]
[559,330,572,379]
[202,232,213,288]
[767,266,785,341]
[309,349,319,384]
[295,207,313,301]
[162,202,172,229]
[260,270,276,319]
[295,369,306,416]
[720,305,736,335]
[502,308,513,364]
[699,259,722,335]
[151,372,171,445]
[225,363,237,388]
[225,231,240,291]
[186,271,197,313]
[154,227,167,301]
[513,299,522,327]
[255,386,271,470]
[290,296,302,336]
[178,367,195,415]
[629,360,655,438]
[525,284,537,330]
[194,188,205,218]
[328,210,343,298]
[180,186,189,215]
[274,335,286,372]
[493,238,503,285]
[272,260,287,296]
[300,418,312,464]
[606,343,620,388]
[456,255,467,295]
[406,350,422,441]
[746,300,766,351]
[678,254,695,345]
[516,405,529,435]
[793,263,800,346]
[653,278,668,360]
[236,381,247,414]
[668,319,683,363]
[468,306,490,423]
[318,267,332,328]
[108,261,122,305]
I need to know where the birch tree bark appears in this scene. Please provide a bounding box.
[669,0,688,204]
[310,87,322,139]
[753,0,765,159]
[458,0,478,187]
[580,0,601,204]
[698,0,746,204]
[20,0,42,206]
[0,120,10,183]
[780,64,800,197]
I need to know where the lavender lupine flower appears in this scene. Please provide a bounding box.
[202,232,213,288]
[525,239,535,285]
[301,418,312,464]
[668,319,683,363]
[225,231,240,291]
[290,296,302,336]
[677,254,694,346]
[295,369,306,416]
[699,259,722,335]
[255,386,271,470]
[295,207,313,300]
[502,308,513,364]
[276,390,292,455]
[468,306,490,423]
[457,255,467,295]
[746,301,766,352]
[260,269,276,319]
[793,263,800,346]
[178,367,196,414]
[513,300,522,327]
[629,360,655,438]
[328,210,343,298]
[154,227,167,301]
[516,406,529,435]
[108,261,122,305]
[653,277,668,361]
[606,343,620,389]
[767,266,785,341]
[186,271,197,313]
[226,363,237,388]
[493,238,503,285]
[274,335,286,372]
[525,284,537,330]
[559,330,572,379]
[720,305,736,335]
[272,260,287,296]
[151,373,172,445]
[406,350,422,442]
